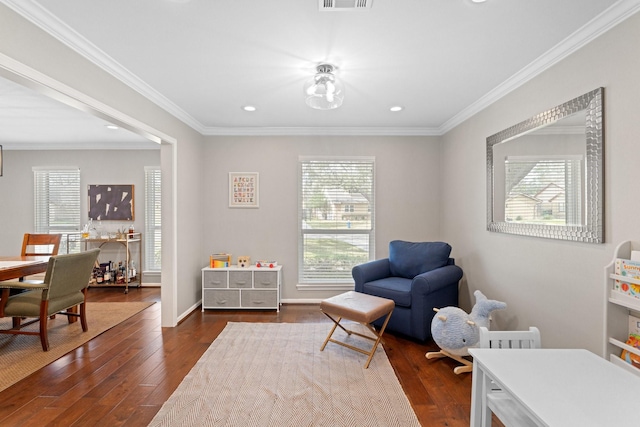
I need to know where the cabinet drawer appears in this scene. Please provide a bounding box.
[203,270,227,288]
[203,289,240,308]
[229,271,252,288]
[242,290,277,308]
[254,271,278,288]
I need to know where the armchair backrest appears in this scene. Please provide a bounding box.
[388,240,452,279]
[42,249,100,301]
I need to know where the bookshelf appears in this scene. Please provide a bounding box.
[604,240,640,377]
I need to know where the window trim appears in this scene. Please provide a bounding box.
[297,156,375,290]
[33,166,81,254]
[144,166,162,272]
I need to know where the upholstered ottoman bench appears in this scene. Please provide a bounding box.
[319,291,395,368]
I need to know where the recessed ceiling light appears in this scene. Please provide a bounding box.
[243,105,257,112]
[390,106,403,112]
[471,0,486,3]
[105,124,119,130]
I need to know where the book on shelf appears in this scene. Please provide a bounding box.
[210,253,231,268]
[620,314,640,368]
[614,258,640,298]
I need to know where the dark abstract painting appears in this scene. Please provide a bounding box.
[88,184,134,220]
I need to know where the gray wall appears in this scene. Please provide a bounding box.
[440,11,640,354]
[0,149,159,281]
[3,2,640,352]
[202,135,444,300]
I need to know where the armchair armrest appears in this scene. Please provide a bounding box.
[411,264,463,297]
[352,258,391,292]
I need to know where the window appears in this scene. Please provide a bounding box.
[145,166,162,271]
[33,167,81,253]
[298,157,375,285]
[504,156,582,225]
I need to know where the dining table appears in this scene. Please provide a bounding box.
[0,255,50,282]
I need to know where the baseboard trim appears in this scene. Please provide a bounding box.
[178,300,202,324]
[281,298,323,304]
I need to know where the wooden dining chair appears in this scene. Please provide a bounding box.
[0,248,100,351]
[17,233,62,283]
[21,233,62,257]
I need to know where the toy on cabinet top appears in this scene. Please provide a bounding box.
[255,260,278,268]
[431,290,507,357]
[237,256,251,268]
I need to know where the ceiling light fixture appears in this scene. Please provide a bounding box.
[243,105,257,112]
[105,124,119,130]
[390,106,403,112]
[303,63,344,110]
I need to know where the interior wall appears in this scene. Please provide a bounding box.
[440,11,640,354]
[202,135,445,301]
[0,149,160,280]
[0,3,205,325]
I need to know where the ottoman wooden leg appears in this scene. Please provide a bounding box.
[320,315,343,351]
[363,309,393,368]
[320,308,394,369]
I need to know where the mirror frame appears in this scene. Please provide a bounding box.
[487,87,604,243]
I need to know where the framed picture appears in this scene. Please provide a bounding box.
[229,172,259,208]
[88,184,135,220]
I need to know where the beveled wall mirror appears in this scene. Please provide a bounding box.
[487,88,603,243]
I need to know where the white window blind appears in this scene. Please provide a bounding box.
[33,167,81,253]
[145,166,162,271]
[504,156,582,225]
[298,157,375,284]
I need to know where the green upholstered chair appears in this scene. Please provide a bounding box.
[0,248,100,351]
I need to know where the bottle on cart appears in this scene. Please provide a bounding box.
[96,269,104,284]
[117,261,124,284]
[128,261,136,282]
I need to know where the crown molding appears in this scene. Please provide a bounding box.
[3,0,640,137]
[1,141,160,151]
[201,126,441,136]
[438,0,640,134]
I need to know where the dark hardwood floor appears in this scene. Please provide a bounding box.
[0,287,501,426]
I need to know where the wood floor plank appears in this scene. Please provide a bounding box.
[0,287,503,426]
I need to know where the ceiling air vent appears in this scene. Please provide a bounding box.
[319,0,373,11]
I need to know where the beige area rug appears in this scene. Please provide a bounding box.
[0,301,154,392]
[149,322,420,427]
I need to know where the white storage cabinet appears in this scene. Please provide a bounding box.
[202,265,282,311]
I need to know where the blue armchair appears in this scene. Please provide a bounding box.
[352,240,463,342]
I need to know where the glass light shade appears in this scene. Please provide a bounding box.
[303,68,344,110]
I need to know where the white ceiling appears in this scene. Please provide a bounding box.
[0,77,158,149]
[1,0,639,149]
